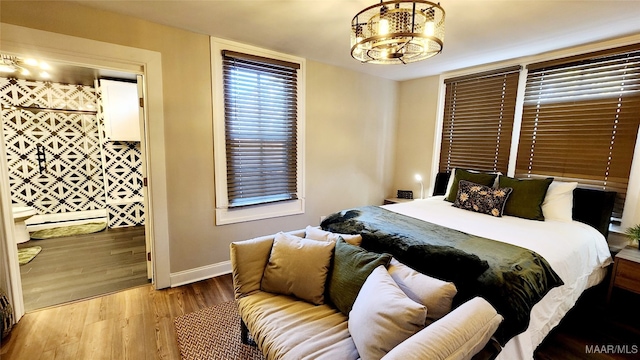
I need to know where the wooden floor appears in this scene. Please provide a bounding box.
[0,275,235,360]
[17,226,149,311]
[2,272,639,359]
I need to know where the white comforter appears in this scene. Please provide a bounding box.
[383,196,612,360]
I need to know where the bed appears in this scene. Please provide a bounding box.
[321,173,613,360]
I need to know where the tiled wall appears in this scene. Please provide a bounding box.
[0,79,105,214]
[96,83,145,228]
[0,78,145,228]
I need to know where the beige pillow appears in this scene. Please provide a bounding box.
[349,266,427,360]
[261,232,335,305]
[387,258,457,323]
[305,225,363,246]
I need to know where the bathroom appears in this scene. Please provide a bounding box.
[0,55,150,311]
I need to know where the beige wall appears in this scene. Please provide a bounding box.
[392,75,441,198]
[0,2,398,274]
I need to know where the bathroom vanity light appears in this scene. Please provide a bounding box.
[0,55,52,79]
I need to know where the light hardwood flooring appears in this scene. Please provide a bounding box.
[2,272,639,359]
[0,275,234,360]
[17,226,150,311]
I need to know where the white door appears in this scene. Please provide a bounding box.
[137,75,153,281]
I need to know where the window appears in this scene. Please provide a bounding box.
[439,66,520,174]
[516,45,640,219]
[222,51,299,207]
[211,39,305,225]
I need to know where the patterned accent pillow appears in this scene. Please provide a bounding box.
[453,180,513,217]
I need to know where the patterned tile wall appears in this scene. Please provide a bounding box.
[1,77,145,228]
[0,78,97,111]
[1,79,106,214]
[96,81,145,228]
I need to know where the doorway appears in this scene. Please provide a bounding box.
[0,23,171,322]
[1,58,151,311]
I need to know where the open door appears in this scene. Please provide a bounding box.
[137,75,153,281]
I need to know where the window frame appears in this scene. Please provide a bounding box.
[211,37,305,225]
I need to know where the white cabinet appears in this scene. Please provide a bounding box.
[100,79,141,142]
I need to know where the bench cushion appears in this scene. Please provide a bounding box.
[238,291,359,360]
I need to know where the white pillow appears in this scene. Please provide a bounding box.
[541,181,578,222]
[381,297,503,360]
[387,258,457,324]
[261,232,335,305]
[305,225,363,246]
[349,266,427,360]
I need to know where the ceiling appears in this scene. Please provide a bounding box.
[55,1,640,81]
[0,57,136,86]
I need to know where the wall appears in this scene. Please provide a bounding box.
[0,1,399,276]
[392,75,441,198]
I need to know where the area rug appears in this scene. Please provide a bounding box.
[174,301,264,360]
[18,246,42,265]
[29,222,107,240]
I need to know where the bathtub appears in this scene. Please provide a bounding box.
[25,209,109,232]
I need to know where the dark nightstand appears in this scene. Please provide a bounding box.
[383,198,414,205]
[607,247,640,303]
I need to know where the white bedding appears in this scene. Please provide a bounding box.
[382,196,612,360]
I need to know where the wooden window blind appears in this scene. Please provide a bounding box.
[439,66,520,174]
[222,50,300,208]
[516,46,640,218]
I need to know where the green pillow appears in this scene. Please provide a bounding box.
[498,176,553,220]
[328,238,392,316]
[445,169,498,202]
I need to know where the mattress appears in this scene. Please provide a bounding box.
[382,196,612,360]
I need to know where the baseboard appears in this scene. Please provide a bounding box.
[170,261,232,288]
[26,209,109,231]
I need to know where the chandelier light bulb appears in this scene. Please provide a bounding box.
[39,61,51,70]
[378,19,389,35]
[40,71,50,79]
[20,68,31,76]
[424,21,435,36]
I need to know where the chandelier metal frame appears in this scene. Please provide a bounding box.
[351,0,445,65]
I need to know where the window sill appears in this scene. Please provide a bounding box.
[215,198,304,225]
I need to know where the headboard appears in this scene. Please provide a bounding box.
[432,172,616,238]
[432,172,451,196]
[572,188,616,238]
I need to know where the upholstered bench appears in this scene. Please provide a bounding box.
[230,227,503,360]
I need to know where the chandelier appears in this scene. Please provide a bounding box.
[351,0,445,64]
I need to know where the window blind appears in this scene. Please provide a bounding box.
[516,47,640,218]
[222,50,299,208]
[439,66,520,174]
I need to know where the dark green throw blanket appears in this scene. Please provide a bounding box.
[321,206,564,345]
